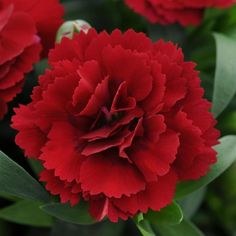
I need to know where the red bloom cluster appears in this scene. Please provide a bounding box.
[12,29,219,222]
[0,0,64,119]
[125,0,235,26]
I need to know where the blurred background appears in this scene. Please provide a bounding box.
[0,0,236,235]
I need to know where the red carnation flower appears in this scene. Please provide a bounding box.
[0,0,64,119]
[12,29,220,222]
[125,0,235,26]
[1,0,64,55]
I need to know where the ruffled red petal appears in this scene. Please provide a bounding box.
[80,155,145,198]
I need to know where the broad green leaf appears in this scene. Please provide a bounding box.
[157,219,204,236]
[27,159,43,176]
[212,33,236,117]
[0,151,50,202]
[0,192,20,202]
[41,202,94,225]
[179,188,206,219]
[135,214,156,236]
[136,220,156,236]
[0,200,53,227]
[218,111,236,133]
[51,220,125,236]
[145,202,183,226]
[175,135,236,199]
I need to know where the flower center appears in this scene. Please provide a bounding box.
[101,106,123,124]
[101,106,112,123]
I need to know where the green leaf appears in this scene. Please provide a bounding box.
[41,202,95,225]
[157,219,204,236]
[136,220,156,236]
[145,202,183,226]
[0,192,20,202]
[175,135,236,199]
[212,33,236,117]
[179,188,206,219]
[135,214,156,236]
[27,159,44,176]
[51,220,125,236]
[0,151,50,202]
[0,200,53,227]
